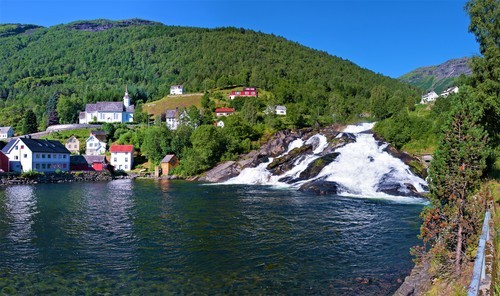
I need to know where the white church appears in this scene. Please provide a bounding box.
[79,87,135,124]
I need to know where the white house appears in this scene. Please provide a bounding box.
[110,145,134,171]
[170,85,184,95]
[275,105,287,115]
[1,137,70,173]
[440,86,459,97]
[216,120,225,128]
[79,86,134,124]
[65,136,80,154]
[0,126,14,139]
[420,91,439,104]
[165,108,188,130]
[85,135,107,156]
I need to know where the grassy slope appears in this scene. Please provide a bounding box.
[143,93,203,116]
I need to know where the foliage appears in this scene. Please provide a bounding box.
[21,109,38,134]
[140,126,172,166]
[20,170,44,179]
[466,0,500,157]
[417,87,488,276]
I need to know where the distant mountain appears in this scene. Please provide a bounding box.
[399,57,472,94]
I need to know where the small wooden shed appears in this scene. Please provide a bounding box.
[161,154,179,176]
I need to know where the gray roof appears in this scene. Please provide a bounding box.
[96,102,124,112]
[165,109,178,118]
[275,105,286,111]
[125,105,135,112]
[85,102,134,113]
[2,138,70,154]
[85,104,97,112]
[83,155,106,164]
[161,154,177,163]
[0,126,12,134]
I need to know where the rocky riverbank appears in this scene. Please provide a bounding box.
[0,171,114,185]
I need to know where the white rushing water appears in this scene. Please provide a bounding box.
[223,123,428,202]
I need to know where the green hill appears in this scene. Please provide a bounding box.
[399,57,472,94]
[0,19,419,131]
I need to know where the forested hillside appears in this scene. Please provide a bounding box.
[0,19,419,131]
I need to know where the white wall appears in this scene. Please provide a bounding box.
[111,151,133,171]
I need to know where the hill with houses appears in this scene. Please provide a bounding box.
[0,19,420,133]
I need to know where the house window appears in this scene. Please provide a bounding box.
[58,154,62,159]
[21,145,24,149]
[36,154,40,158]
[15,146,18,150]
[114,158,117,162]
[42,154,46,158]
[125,158,128,162]
[114,113,118,119]
[23,154,27,158]
[36,164,40,169]
[42,164,46,169]
[125,165,128,169]
[63,155,66,159]
[63,164,67,169]
[48,154,51,159]
[14,156,18,160]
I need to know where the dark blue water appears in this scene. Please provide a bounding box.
[0,179,424,295]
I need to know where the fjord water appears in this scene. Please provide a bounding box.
[0,179,423,295]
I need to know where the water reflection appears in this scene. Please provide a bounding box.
[2,186,39,269]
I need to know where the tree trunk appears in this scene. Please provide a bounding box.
[455,216,463,275]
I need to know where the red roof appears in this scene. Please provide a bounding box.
[215,108,234,113]
[110,145,134,153]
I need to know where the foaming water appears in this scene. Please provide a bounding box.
[223,123,427,202]
[0,180,423,294]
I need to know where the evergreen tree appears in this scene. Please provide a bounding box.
[419,87,488,275]
[21,110,38,134]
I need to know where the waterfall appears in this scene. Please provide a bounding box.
[223,123,428,201]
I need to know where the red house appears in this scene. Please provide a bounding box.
[229,87,258,100]
[0,151,9,172]
[215,108,235,117]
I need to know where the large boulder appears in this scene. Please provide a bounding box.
[298,177,341,195]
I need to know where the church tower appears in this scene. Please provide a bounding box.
[123,85,130,108]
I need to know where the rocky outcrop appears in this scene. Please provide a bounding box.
[0,171,113,185]
[394,261,432,296]
[298,177,341,195]
[66,19,162,32]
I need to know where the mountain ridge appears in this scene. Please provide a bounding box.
[399,57,472,93]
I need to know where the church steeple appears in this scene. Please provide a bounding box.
[123,85,130,108]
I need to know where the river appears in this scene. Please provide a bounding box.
[0,179,424,294]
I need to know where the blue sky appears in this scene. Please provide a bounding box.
[0,0,479,78]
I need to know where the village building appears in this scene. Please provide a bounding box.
[79,86,134,124]
[1,137,70,173]
[229,87,258,100]
[65,136,80,154]
[0,151,9,172]
[170,85,184,95]
[215,120,225,128]
[215,107,235,117]
[440,86,459,97]
[90,130,107,141]
[85,135,107,156]
[70,155,107,171]
[165,108,188,130]
[161,154,179,176]
[0,127,14,139]
[275,105,287,115]
[110,145,134,171]
[420,91,439,104]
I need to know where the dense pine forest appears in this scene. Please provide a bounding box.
[0,19,420,131]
